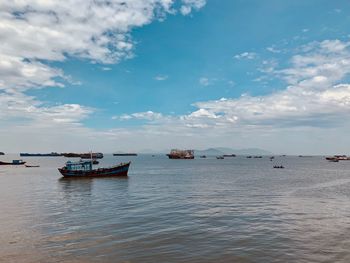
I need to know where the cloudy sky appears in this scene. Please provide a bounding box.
[1,0,350,154]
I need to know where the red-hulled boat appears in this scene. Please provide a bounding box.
[58,160,130,178]
[0,160,26,165]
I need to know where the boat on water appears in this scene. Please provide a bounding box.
[273,165,284,169]
[325,155,350,161]
[167,149,194,159]
[20,152,61,157]
[223,154,236,157]
[58,160,130,178]
[62,152,104,159]
[216,156,224,159]
[199,155,207,158]
[0,160,26,165]
[0,152,4,155]
[25,164,40,168]
[113,153,138,156]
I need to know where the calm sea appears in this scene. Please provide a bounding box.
[1,154,350,263]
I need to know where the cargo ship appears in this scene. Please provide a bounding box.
[58,160,130,178]
[20,152,61,157]
[167,149,194,159]
[62,152,104,159]
[325,155,350,161]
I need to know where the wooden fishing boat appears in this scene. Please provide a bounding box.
[0,160,26,165]
[25,164,40,168]
[58,160,130,178]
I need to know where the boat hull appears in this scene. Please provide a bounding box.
[0,161,26,165]
[58,162,130,178]
[167,155,194,159]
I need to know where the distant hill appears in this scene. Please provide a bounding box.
[195,147,272,156]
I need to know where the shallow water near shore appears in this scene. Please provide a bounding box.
[1,154,350,263]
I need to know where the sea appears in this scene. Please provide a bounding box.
[1,154,350,263]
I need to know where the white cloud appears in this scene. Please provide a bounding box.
[0,0,206,151]
[234,52,257,60]
[154,74,168,81]
[199,77,210,86]
[180,0,206,15]
[113,111,164,121]
[266,46,281,54]
[117,39,350,131]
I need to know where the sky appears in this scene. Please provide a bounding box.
[1,0,350,154]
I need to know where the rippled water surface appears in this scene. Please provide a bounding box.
[1,154,350,263]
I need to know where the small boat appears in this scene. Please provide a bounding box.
[58,160,130,178]
[216,156,224,159]
[0,152,4,155]
[199,155,207,158]
[273,165,284,169]
[0,160,26,165]
[25,164,40,168]
[113,153,138,156]
[246,156,252,158]
[223,154,236,157]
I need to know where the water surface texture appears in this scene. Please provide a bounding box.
[1,155,350,263]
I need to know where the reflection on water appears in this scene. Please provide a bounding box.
[1,155,350,262]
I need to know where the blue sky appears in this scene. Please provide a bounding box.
[2,0,350,153]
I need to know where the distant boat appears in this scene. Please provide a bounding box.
[216,156,224,159]
[273,165,284,169]
[0,160,26,165]
[253,156,262,158]
[325,155,350,161]
[199,155,207,158]
[167,149,194,159]
[223,154,236,157]
[0,152,4,155]
[25,164,40,168]
[58,160,130,178]
[113,153,138,156]
[62,152,104,159]
[20,152,61,157]
[246,156,252,158]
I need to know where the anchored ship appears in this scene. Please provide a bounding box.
[0,160,26,165]
[62,152,104,159]
[167,149,194,159]
[58,160,130,178]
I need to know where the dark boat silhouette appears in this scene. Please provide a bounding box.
[0,160,26,165]
[113,153,137,156]
[58,160,130,178]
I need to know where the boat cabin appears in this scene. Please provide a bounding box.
[65,161,92,171]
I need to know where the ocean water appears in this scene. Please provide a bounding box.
[1,154,350,263]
